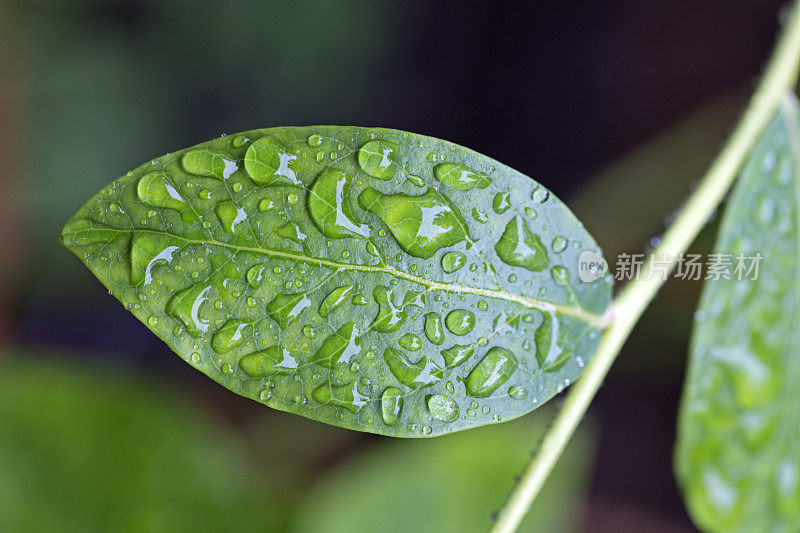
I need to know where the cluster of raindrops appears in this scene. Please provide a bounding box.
[60,127,606,435]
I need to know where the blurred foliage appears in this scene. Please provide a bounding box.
[570,87,746,259]
[0,349,289,532]
[0,349,594,532]
[0,0,394,305]
[293,410,594,533]
[676,104,800,533]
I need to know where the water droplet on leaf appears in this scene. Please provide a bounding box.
[398,333,422,351]
[384,348,443,389]
[318,285,354,318]
[495,216,549,272]
[424,312,445,345]
[433,163,491,190]
[381,387,403,426]
[445,309,475,335]
[441,344,474,368]
[493,192,511,214]
[309,322,361,368]
[309,168,370,238]
[358,140,399,180]
[211,319,251,353]
[427,394,459,422]
[465,347,517,397]
[266,292,311,329]
[244,136,302,187]
[239,346,298,377]
[359,187,470,258]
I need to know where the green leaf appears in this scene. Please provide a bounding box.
[60,126,611,437]
[292,409,595,533]
[675,100,800,531]
[0,351,287,532]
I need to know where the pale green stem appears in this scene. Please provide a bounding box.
[490,2,800,532]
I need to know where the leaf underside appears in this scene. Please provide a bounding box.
[676,101,800,530]
[61,126,611,437]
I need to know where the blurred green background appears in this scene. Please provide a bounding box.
[0,0,787,531]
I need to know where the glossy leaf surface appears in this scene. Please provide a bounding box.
[61,126,611,437]
[675,102,800,531]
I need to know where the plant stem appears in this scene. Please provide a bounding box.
[490,2,800,532]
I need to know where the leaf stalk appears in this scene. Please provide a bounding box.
[490,2,800,531]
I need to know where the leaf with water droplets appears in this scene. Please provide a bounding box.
[675,100,800,531]
[60,126,610,437]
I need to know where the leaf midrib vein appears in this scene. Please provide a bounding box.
[105,226,602,325]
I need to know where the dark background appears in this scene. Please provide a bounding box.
[0,1,788,531]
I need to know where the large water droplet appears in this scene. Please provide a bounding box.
[398,333,422,351]
[472,208,488,223]
[266,291,311,328]
[534,311,575,370]
[551,265,570,285]
[130,234,180,285]
[318,285,353,318]
[445,309,475,335]
[312,380,370,413]
[433,163,491,190]
[137,172,197,222]
[531,187,549,203]
[465,347,517,397]
[309,322,361,368]
[309,168,370,238]
[166,283,212,337]
[494,216,549,272]
[441,344,474,368]
[508,385,528,399]
[371,286,407,332]
[274,222,307,243]
[247,263,266,289]
[181,149,238,180]
[358,140,399,180]
[211,319,251,353]
[424,312,445,345]
[441,251,467,273]
[381,387,403,426]
[215,201,248,234]
[402,290,426,307]
[240,346,298,378]
[427,394,459,422]
[492,192,511,214]
[552,236,568,253]
[244,136,302,186]
[405,172,425,187]
[383,348,443,389]
[359,187,470,258]
[492,311,520,335]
